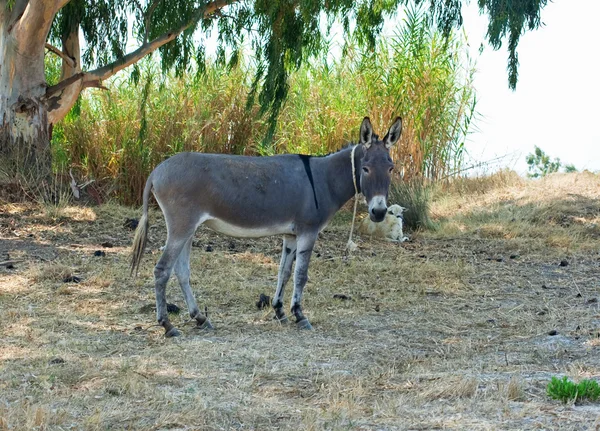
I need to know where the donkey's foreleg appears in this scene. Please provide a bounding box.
[174,236,213,330]
[291,232,318,330]
[272,235,297,323]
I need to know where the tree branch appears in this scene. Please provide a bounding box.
[45,71,105,97]
[87,0,236,82]
[45,72,106,124]
[43,0,235,125]
[45,72,82,97]
[45,43,75,68]
[144,0,163,43]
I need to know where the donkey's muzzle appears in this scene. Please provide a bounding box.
[370,207,387,222]
[368,195,388,222]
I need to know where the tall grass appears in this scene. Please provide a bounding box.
[389,179,436,231]
[343,7,477,182]
[50,7,477,205]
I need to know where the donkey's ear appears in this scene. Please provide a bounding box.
[360,117,373,148]
[383,117,402,149]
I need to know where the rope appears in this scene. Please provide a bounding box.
[346,145,359,253]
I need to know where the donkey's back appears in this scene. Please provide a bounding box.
[150,152,321,233]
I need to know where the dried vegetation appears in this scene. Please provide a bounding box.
[1,172,600,430]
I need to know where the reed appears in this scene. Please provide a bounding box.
[50,7,477,205]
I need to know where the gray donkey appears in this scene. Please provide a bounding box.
[131,117,402,336]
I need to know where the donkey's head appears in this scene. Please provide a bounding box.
[358,116,403,222]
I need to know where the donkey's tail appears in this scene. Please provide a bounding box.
[130,174,153,276]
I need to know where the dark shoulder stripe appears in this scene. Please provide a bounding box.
[298,154,319,210]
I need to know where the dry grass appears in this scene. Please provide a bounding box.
[1,172,600,430]
[432,171,600,253]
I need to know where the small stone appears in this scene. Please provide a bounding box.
[205,245,213,252]
[509,254,519,259]
[256,293,270,310]
[166,303,181,314]
[375,304,380,312]
[559,260,569,267]
[495,257,504,262]
[333,294,352,301]
[124,218,139,230]
[93,250,106,257]
[48,357,66,365]
[548,329,558,336]
[63,275,81,283]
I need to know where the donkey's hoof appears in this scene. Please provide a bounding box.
[196,319,214,330]
[296,319,313,330]
[165,327,181,338]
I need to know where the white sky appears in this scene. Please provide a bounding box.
[458,0,600,174]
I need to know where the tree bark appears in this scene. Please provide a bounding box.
[45,7,82,126]
[0,0,57,174]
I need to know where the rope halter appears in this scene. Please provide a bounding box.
[346,145,360,253]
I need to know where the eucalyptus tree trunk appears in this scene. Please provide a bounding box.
[0,0,61,173]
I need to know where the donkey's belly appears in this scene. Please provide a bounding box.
[204,217,295,238]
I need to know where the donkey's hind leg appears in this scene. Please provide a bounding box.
[272,235,297,323]
[154,227,195,337]
[174,236,213,330]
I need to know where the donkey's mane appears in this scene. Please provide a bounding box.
[295,133,380,158]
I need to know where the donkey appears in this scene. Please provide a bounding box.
[131,117,402,337]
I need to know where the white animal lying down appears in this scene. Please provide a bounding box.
[358,204,409,242]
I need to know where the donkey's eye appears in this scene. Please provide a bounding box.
[388,167,394,173]
[362,167,370,174]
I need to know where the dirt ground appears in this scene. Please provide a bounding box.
[1,172,600,430]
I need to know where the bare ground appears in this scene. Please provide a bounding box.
[1,172,600,430]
